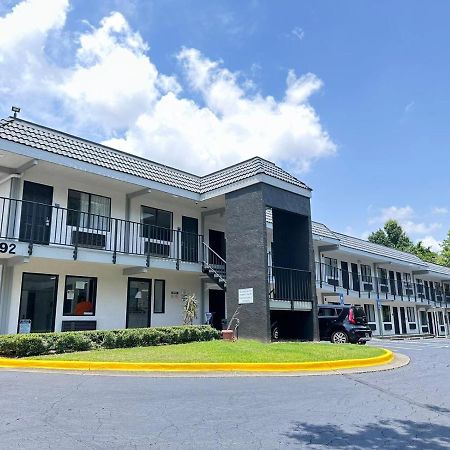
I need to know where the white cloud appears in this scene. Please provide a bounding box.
[291,27,305,41]
[0,0,69,102]
[432,207,448,215]
[419,236,442,253]
[0,1,336,175]
[104,44,336,174]
[368,206,414,225]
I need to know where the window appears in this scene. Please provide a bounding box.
[361,265,372,283]
[382,305,391,322]
[67,190,111,231]
[420,310,428,325]
[378,268,388,286]
[64,276,97,316]
[141,206,173,240]
[324,257,338,280]
[153,279,165,313]
[364,304,376,322]
[403,273,413,293]
[318,307,338,317]
[407,307,415,323]
[416,279,424,294]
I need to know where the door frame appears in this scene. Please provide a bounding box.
[126,277,152,328]
[18,272,59,333]
[181,216,199,262]
[392,306,401,334]
[19,181,54,245]
[399,307,407,334]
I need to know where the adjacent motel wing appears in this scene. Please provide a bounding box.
[312,222,450,337]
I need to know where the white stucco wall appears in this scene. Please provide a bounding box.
[7,258,203,334]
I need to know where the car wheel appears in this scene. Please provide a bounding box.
[331,330,349,344]
[357,341,367,345]
[272,327,279,341]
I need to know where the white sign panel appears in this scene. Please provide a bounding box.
[238,288,254,304]
[18,319,31,334]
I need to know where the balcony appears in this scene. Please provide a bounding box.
[315,262,449,306]
[0,197,203,267]
[268,265,313,309]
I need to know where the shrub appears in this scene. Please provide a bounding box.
[0,325,220,358]
[54,332,92,353]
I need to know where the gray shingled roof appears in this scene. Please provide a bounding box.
[0,117,311,194]
[426,262,450,277]
[333,232,427,266]
[312,222,429,266]
[312,221,339,240]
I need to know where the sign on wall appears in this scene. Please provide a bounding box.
[238,288,254,304]
[18,319,31,334]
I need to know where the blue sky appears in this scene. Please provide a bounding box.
[0,0,449,249]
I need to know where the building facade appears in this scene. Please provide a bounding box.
[0,116,448,340]
[313,222,450,337]
[0,117,316,340]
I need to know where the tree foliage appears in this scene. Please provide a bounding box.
[368,219,448,266]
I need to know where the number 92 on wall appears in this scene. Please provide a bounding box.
[0,242,16,254]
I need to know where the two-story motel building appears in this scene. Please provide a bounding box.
[0,116,316,341]
[0,116,448,339]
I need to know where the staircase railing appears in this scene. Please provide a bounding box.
[202,241,226,285]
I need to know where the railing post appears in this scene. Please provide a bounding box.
[112,218,118,264]
[319,261,323,288]
[289,269,294,310]
[176,227,181,270]
[28,202,36,256]
[146,224,150,268]
[73,215,79,260]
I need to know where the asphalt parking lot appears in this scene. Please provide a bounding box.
[0,338,449,449]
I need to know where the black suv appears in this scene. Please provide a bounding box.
[318,305,372,344]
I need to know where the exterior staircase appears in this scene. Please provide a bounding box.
[202,242,226,290]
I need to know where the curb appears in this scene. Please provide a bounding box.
[0,349,394,373]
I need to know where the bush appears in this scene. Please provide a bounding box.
[0,325,220,358]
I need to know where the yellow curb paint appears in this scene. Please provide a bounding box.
[0,349,393,373]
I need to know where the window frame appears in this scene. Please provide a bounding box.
[140,205,173,241]
[63,274,98,317]
[364,304,376,322]
[324,257,338,280]
[377,268,388,286]
[153,279,166,314]
[361,264,372,283]
[406,307,416,323]
[67,189,111,232]
[382,305,391,322]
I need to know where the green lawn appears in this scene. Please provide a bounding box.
[31,340,384,363]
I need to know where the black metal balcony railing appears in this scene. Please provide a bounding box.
[316,262,450,307]
[0,197,203,266]
[268,266,313,305]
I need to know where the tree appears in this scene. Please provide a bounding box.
[368,219,446,266]
[368,219,413,251]
[411,241,440,264]
[439,231,450,267]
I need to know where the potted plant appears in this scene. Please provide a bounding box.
[182,292,198,325]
